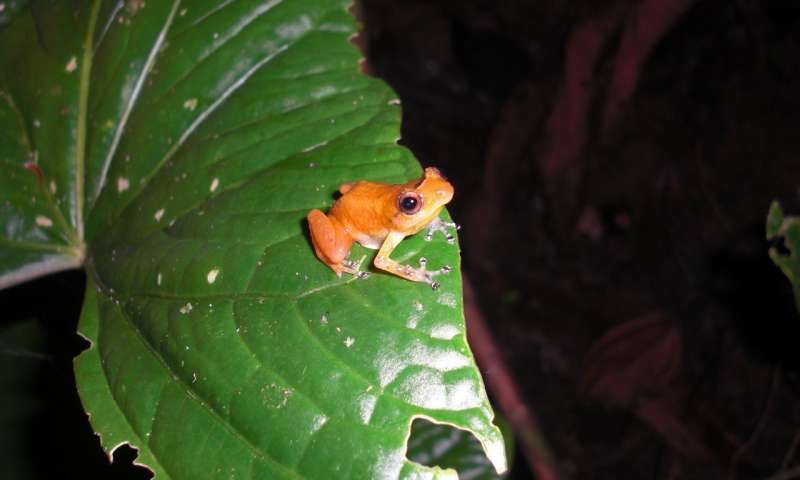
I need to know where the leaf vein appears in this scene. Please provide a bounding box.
[196,83,374,143]
[91,0,183,207]
[154,0,283,103]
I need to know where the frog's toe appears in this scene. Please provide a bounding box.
[411,257,452,289]
[341,255,371,279]
[424,217,459,243]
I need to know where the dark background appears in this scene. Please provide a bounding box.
[3,1,800,478]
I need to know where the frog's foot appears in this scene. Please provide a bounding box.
[401,257,452,290]
[424,217,459,244]
[341,255,371,279]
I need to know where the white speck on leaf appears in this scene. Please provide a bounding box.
[154,208,165,222]
[310,414,327,433]
[179,7,187,16]
[210,178,219,192]
[35,216,52,227]
[33,119,41,128]
[157,272,162,286]
[180,302,193,314]
[207,268,219,284]
[320,314,328,325]
[183,98,198,111]
[65,56,77,73]
[344,337,355,348]
[49,180,56,193]
[117,177,129,192]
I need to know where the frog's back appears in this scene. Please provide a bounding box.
[329,180,401,248]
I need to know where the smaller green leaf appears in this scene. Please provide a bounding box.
[766,200,800,312]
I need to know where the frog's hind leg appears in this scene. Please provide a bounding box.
[307,209,353,277]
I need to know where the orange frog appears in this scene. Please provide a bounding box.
[307,167,457,289]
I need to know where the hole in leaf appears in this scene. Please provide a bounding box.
[406,417,504,478]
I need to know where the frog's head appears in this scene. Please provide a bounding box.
[392,167,454,233]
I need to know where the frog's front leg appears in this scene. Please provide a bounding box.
[424,216,459,244]
[374,232,451,289]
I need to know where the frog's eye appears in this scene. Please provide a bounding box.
[397,192,422,215]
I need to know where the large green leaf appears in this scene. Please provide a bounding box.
[767,201,800,312]
[0,1,507,478]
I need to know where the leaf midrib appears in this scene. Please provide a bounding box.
[74,0,103,244]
